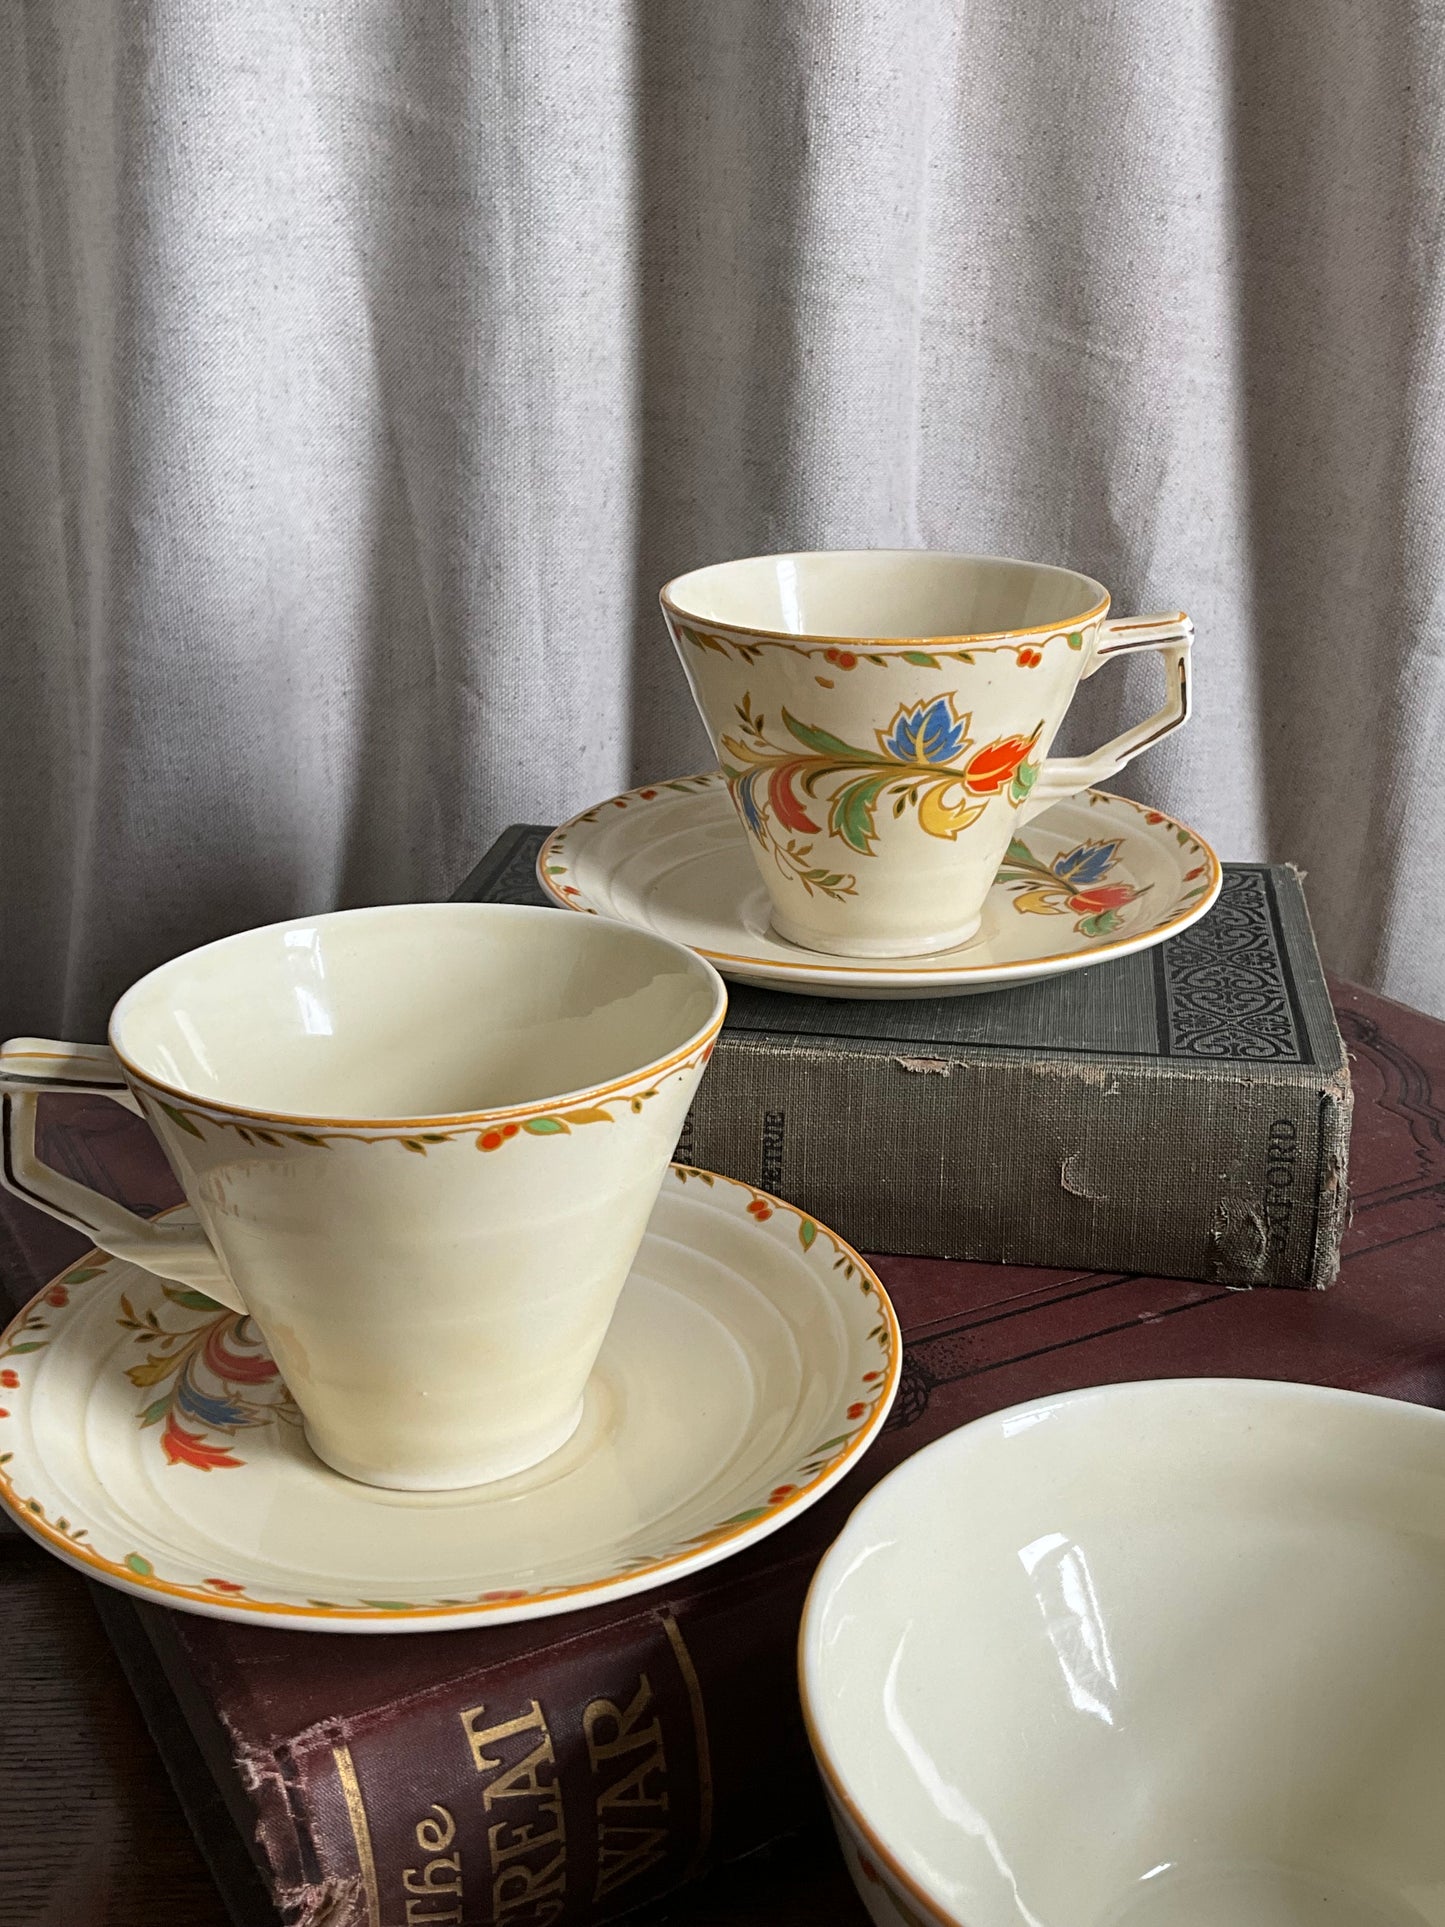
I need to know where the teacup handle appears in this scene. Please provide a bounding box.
[1019,613,1193,819]
[0,1038,245,1313]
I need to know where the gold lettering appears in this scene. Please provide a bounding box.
[489,1804,565,1867]
[403,1854,461,1894]
[493,1846,566,1916]
[482,1738,558,1811]
[583,1675,660,1768]
[594,1825,669,1900]
[597,1746,668,1815]
[415,1803,456,1853]
[461,1699,548,1774]
[404,1901,462,1926]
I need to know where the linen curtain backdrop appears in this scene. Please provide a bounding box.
[4,0,1443,1038]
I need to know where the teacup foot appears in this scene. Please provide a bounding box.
[768,909,983,959]
[304,1397,587,1492]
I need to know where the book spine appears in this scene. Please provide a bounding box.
[156,1563,821,1927]
[679,1039,1352,1289]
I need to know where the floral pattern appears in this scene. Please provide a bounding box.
[135,1036,715,1153]
[673,619,1089,671]
[118,1284,299,1469]
[719,691,1041,901]
[994,835,1148,937]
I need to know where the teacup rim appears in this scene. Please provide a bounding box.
[660,547,1112,648]
[796,1376,1445,1927]
[108,902,727,1131]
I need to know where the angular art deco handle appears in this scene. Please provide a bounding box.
[1019,613,1193,820]
[0,1037,244,1312]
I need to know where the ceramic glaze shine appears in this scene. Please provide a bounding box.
[801,1380,1445,1927]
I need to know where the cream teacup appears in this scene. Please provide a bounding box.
[662,550,1192,957]
[0,905,725,1490]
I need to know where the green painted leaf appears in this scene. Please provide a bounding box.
[63,1266,104,1284]
[124,1553,154,1578]
[1009,758,1040,805]
[798,1219,818,1250]
[902,650,939,667]
[139,1397,170,1426]
[718,1507,770,1529]
[361,1599,414,1611]
[1067,630,1084,650]
[165,1287,221,1310]
[828,773,888,855]
[522,1116,569,1136]
[288,1133,327,1147]
[1177,828,1189,845]
[6,1342,44,1354]
[781,710,867,759]
[1079,908,1123,938]
[158,1102,205,1140]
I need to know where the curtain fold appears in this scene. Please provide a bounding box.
[3,0,1442,1036]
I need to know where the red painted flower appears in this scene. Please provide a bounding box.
[161,1413,243,1470]
[824,647,858,669]
[1184,865,1204,880]
[859,1855,881,1885]
[1145,811,1166,824]
[45,1285,69,1308]
[638,788,658,799]
[480,1588,529,1602]
[205,1578,246,1593]
[0,1409,9,1420]
[1066,883,1137,915]
[862,1370,882,1383]
[747,1198,773,1221]
[964,731,1038,796]
[769,1484,797,1504]
[1017,646,1043,667]
[847,1401,867,1420]
[0,1370,18,1389]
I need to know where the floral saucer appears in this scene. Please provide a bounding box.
[0,1169,898,1632]
[537,775,1221,998]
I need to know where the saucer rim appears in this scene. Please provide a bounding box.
[0,1170,900,1632]
[537,775,1223,986]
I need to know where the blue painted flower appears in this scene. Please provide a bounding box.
[734,774,766,837]
[176,1376,248,1429]
[1051,841,1123,887]
[880,698,968,765]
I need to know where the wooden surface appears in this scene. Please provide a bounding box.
[0,1516,861,1926]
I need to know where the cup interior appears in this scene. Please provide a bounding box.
[111,904,723,1121]
[803,1380,1445,1927]
[664,550,1108,641]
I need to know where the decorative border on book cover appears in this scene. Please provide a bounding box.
[1157,867,1309,1063]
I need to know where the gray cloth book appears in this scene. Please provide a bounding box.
[453,827,1352,1288]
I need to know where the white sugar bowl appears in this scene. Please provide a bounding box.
[800,1378,1445,1927]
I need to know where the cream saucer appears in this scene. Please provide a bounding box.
[537,774,1221,998]
[0,1169,898,1632]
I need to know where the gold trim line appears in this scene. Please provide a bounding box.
[662,1610,714,1879]
[333,1743,382,1927]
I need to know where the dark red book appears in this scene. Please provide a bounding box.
[2,978,1442,1927]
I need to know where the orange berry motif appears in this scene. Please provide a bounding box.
[747,1198,773,1221]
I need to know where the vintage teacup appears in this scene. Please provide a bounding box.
[662,550,1192,957]
[0,904,725,1490]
